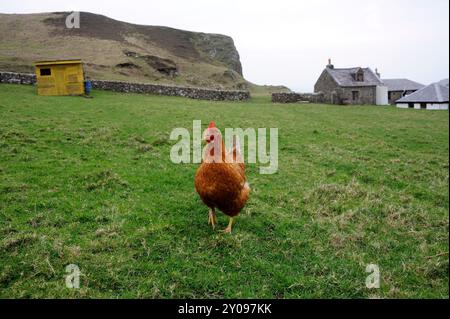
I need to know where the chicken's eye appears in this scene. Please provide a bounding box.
[210,135,215,141]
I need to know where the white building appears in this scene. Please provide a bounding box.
[396,82,449,110]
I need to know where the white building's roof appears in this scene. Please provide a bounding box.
[396,83,449,103]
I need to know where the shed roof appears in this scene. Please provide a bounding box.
[35,59,82,66]
[396,83,449,103]
[382,79,425,92]
[326,67,383,87]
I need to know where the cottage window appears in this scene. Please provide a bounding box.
[352,91,359,101]
[420,103,427,109]
[40,68,51,76]
[356,73,364,81]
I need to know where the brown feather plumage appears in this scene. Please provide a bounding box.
[195,129,250,218]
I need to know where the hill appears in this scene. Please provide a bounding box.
[0,12,251,89]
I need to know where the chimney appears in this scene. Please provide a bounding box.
[375,68,381,78]
[326,58,334,69]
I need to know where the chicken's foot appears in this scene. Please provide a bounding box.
[221,217,234,234]
[208,209,217,230]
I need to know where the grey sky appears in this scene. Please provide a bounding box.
[1,0,449,91]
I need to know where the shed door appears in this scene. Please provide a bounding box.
[54,66,66,95]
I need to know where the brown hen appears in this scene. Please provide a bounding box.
[194,122,250,233]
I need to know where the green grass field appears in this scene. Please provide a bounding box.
[0,84,448,298]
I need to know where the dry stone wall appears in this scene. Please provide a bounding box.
[0,71,250,101]
[0,71,36,85]
[91,79,250,101]
[272,92,324,103]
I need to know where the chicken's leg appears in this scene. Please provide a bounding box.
[221,217,234,234]
[208,209,217,230]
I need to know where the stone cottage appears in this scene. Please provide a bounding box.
[382,78,425,104]
[314,60,387,105]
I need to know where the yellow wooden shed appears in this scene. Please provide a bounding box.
[35,60,85,96]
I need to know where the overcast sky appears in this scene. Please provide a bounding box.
[1,0,449,91]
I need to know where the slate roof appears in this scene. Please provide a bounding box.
[382,79,425,92]
[326,67,384,87]
[438,78,449,88]
[396,83,449,103]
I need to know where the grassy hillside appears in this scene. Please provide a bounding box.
[247,83,292,96]
[0,12,248,90]
[0,84,448,298]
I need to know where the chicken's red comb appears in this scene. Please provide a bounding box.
[208,121,216,128]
